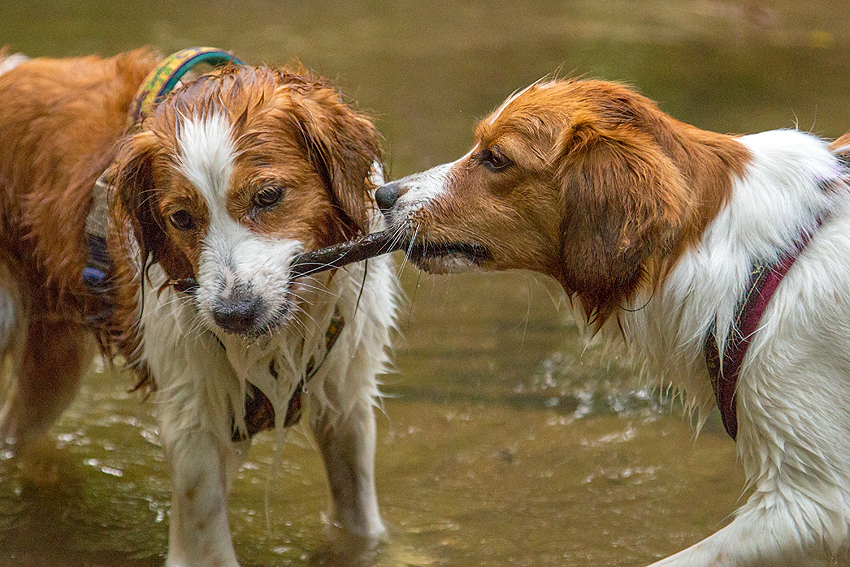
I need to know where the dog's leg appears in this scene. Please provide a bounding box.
[647,370,849,566]
[309,380,384,538]
[145,313,248,567]
[160,419,249,567]
[0,319,88,451]
[0,269,24,362]
[647,499,836,567]
[0,269,27,449]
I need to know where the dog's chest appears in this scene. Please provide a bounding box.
[218,302,345,439]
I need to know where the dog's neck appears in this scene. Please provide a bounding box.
[658,119,753,256]
[630,117,754,295]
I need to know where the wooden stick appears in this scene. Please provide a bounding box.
[169,231,404,293]
[288,230,406,278]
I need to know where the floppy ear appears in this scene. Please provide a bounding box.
[289,87,381,236]
[110,131,194,282]
[555,119,691,325]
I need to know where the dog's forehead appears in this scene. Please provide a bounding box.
[476,82,582,146]
[174,111,237,206]
[170,110,306,192]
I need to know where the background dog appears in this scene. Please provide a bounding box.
[376,78,850,566]
[0,49,397,567]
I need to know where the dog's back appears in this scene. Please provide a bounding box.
[0,49,159,453]
[0,49,158,313]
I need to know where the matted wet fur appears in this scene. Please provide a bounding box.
[0,48,398,566]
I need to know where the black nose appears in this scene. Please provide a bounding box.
[375,181,402,213]
[212,285,263,334]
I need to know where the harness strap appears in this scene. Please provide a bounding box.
[234,308,347,441]
[704,213,827,440]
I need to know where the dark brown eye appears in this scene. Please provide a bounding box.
[480,146,512,172]
[253,185,284,210]
[169,209,195,231]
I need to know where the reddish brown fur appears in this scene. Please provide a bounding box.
[0,49,160,445]
[831,132,850,157]
[110,66,379,287]
[409,80,751,325]
[0,49,159,322]
[0,50,381,396]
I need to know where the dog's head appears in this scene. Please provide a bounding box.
[379,79,747,324]
[112,65,381,337]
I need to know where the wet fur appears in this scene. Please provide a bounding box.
[0,49,398,566]
[380,78,850,566]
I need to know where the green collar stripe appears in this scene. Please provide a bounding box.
[128,47,245,126]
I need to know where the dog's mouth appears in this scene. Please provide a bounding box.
[170,277,199,295]
[404,240,491,273]
[168,234,490,329]
[407,241,489,262]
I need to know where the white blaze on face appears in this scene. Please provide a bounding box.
[400,161,454,206]
[485,79,554,126]
[387,149,474,221]
[380,148,487,275]
[175,111,303,334]
[176,111,237,210]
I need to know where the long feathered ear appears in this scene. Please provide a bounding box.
[555,117,691,326]
[288,86,381,236]
[110,130,194,282]
[831,132,850,161]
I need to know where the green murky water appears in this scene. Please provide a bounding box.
[0,1,848,565]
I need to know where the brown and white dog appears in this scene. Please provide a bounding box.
[377,79,850,566]
[0,49,397,566]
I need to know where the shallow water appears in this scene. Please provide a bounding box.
[0,1,848,565]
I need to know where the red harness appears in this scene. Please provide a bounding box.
[704,213,827,440]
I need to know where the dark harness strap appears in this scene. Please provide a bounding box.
[233,308,347,441]
[704,213,827,440]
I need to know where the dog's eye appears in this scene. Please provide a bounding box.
[253,185,284,210]
[168,209,195,231]
[480,147,512,172]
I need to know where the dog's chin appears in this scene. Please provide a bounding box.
[406,241,491,274]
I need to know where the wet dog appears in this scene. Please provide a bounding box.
[376,78,850,566]
[0,49,397,566]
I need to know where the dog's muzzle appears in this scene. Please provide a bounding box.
[212,283,265,334]
[375,180,405,214]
